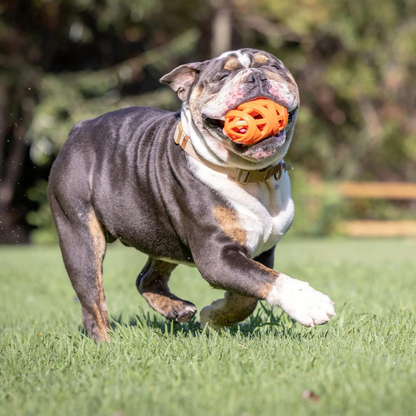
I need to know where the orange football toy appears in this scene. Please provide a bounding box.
[224,98,288,145]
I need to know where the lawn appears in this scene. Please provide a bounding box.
[1,238,416,416]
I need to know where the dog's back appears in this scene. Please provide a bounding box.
[49,107,200,256]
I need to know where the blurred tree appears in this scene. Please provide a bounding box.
[235,0,416,182]
[211,0,233,56]
[0,0,209,243]
[1,0,415,243]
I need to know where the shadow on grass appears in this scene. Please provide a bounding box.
[77,301,376,343]
[77,303,319,340]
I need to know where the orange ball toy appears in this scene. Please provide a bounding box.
[224,98,288,145]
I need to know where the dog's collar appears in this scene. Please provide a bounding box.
[174,121,293,184]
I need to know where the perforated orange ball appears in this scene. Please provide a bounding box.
[224,98,288,145]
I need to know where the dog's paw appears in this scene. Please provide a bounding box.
[160,297,196,322]
[143,292,197,323]
[167,301,197,323]
[200,292,258,331]
[200,299,227,331]
[267,273,336,327]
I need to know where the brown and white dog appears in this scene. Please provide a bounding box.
[48,48,335,342]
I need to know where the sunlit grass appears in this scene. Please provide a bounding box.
[1,238,416,415]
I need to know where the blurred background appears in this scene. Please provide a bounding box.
[1,0,415,244]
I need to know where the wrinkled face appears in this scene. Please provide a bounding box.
[161,48,300,164]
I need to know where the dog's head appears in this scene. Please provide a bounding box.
[161,48,299,168]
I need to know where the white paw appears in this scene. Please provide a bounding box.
[267,273,336,327]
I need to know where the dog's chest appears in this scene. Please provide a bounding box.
[190,160,295,258]
[235,175,294,257]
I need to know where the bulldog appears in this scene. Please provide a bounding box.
[48,48,335,342]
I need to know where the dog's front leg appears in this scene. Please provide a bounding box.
[195,248,335,329]
[199,247,275,329]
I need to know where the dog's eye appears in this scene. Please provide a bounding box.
[270,64,281,70]
[214,73,229,82]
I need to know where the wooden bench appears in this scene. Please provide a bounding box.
[338,182,416,237]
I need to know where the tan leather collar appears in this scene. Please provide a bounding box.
[174,121,293,184]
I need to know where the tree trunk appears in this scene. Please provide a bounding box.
[211,0,233,58]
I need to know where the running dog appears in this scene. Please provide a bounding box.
[48,48,335,342]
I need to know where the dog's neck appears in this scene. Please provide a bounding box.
[180,106,229,166]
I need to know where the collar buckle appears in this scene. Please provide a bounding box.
[232,167,270,183]
[174,121,190,150]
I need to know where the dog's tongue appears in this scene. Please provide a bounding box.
[223,127,248,136]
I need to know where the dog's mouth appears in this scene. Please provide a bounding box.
[203,107,297,147]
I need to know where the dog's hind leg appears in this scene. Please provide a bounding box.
[49,190,110,343]
[136,258,197,322]
[199,247,275,330]
[200,292,258,330]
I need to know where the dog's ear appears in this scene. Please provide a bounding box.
[160,61,208,101]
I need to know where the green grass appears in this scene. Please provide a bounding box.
[1,238,416,416]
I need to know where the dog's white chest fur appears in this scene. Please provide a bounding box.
[189,158,295,257]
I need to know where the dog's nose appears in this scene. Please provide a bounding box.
[246,73,256,83]
[245,72,268,84]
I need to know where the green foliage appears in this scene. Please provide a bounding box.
[290,168,345,236]
[244,0,416,181]
[2,239,416,415]
[29,28,200,165]
[25,180,58,244]
[2,0,416,242]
